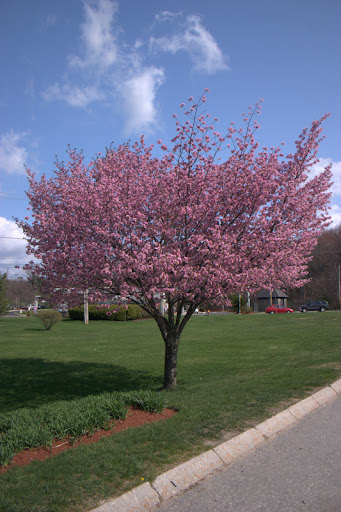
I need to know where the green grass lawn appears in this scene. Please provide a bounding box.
[0,312,340,511]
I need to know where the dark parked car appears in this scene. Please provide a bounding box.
[298,300,329,312]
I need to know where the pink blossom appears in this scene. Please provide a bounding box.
[18,92,332,389]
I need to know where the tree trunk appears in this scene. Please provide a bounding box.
[163,334,179,389]
[147,300,198,389]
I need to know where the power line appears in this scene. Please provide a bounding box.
[0,191,25,195]
[0,192,26,200]
[0,236,27,240]
[0,197,26,200]
[0,257,31,259]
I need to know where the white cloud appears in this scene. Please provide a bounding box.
[43,1,118,109]
[69,0,119,70]
[25,77,35,100]
[42,0,121,112]
[311,158,341,198]
[311,158,341,229]
[0,217,28,277]
[45,14,57,28]
[325,158,340,198]
[134,39,143,50]
[329,204,341,228]
[42,2,227,131]
[42,83,103,108]
[120,67,165,134]
[154,11,181,23]
[0,132,28,175]
[150,14,228,74]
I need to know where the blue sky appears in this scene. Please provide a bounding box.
[1,0,340,277]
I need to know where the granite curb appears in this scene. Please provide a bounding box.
[90,378,341,512]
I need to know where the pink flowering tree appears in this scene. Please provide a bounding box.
[18,92,332,388]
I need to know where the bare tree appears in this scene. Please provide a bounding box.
[289,225,341,309]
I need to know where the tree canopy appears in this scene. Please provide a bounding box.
[18,93,332,387]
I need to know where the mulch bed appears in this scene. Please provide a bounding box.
[0,407,177,473]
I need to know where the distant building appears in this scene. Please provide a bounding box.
[254,289,288,312]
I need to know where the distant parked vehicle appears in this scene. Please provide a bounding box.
[298,300,329,312]
[23,304,42,311]
[265,305,294,314]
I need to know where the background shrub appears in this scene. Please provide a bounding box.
[37,309,62,330]
[68,304,150,321]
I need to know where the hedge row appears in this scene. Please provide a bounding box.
[0,390,167,467]
[68,304,150,321]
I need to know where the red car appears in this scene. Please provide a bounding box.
[265,305,294,314]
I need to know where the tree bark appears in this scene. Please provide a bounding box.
[163,333,179,389]
[138,298,198,389]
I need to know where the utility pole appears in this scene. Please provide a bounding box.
[18,276,23,310]
[84,289,89,325]
[160,298,166,316]
[34,295,40,314]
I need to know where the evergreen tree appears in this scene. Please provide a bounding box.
[0,273,9,317]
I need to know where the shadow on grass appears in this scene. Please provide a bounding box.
[0,358,161,412]
[24,328,46,332]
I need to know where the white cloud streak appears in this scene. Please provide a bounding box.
[0,132,28,175]
[42,0,166,132]
[0,217,28,277]
[154,11,181,23]
[69,0,119,70]
[150,14,228,74]
[311,158,341,198]
[42,0,119,111]
[42,2,228,133]
[120,67,164,134]
[328,204,341,228]
[311,158,341,228]
[42,83,103,108]
[45,14,57,28]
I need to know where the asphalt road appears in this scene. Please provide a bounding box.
[155,395,341,512]
[3,310,26,317]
